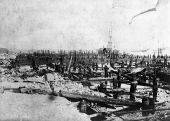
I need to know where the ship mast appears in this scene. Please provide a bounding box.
[107,22,114,51]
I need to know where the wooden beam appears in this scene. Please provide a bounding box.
[88,77,113,82]
[59,91,141,106]
[108,107,170,115]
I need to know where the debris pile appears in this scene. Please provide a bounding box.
[54,77,105,97]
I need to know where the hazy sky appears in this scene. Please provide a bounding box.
[0,0,170,52]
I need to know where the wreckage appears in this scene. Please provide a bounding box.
[0,48,170,121]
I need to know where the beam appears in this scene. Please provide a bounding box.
[59,91,141,106]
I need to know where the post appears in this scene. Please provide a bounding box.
[153,75,158,102]
[130,73,138,101]
[117,69,122,88]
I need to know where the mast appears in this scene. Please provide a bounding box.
[107,22,114,50]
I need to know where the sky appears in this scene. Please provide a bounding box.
[0,0,170,53]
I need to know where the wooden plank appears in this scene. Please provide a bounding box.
[59,91,141,106]
[98,88,126,94]
[109,107,170,115]
[89,76,152,87]
[88,77,113,82]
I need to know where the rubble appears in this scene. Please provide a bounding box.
[0,49,170,121]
